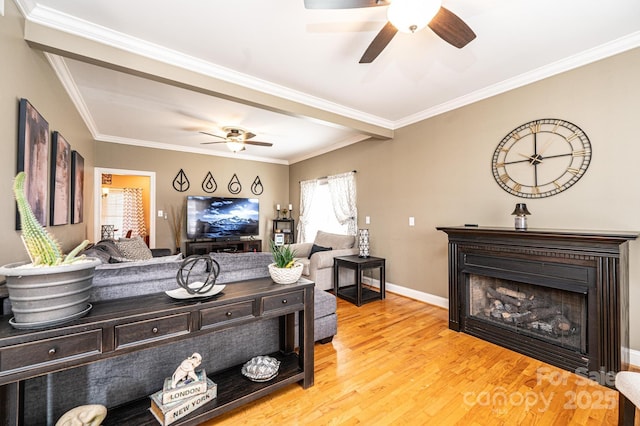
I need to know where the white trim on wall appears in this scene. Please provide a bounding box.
[93,167,156,247]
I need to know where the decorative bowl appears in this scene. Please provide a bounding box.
[241,356,281,382]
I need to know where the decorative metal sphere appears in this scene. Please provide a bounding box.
[176,255,220,295]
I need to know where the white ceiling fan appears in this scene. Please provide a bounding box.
[200,127,274,152]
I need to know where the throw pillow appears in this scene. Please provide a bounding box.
[115,236,153,261]
[308,244,332,259]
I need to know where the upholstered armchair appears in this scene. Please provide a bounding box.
[289,231,359,291]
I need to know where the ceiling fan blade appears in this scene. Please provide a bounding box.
[244,141,273,147]
[428,6,476,49]
[359,21,397,63]
[244,132,257,140]
[200,141,226,145]
[304,0,389,9]
[199,131,225,140]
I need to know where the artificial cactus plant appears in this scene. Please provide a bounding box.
[13,171,89,266]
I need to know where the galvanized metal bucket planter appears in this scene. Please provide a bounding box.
[0,257,101,329]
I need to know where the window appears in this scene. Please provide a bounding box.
[302,182,349,242]
[298,171,357,243]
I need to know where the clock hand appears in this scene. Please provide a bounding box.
[518,152,542,165]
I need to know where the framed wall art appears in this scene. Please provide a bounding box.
[50,131,71,226]
[71,150,84,224]
[17,98,49,228]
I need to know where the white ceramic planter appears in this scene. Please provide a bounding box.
[268,262,303,284]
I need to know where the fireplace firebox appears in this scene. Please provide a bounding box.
[437,227,637,376]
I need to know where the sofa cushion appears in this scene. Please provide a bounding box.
[314,231,355,250]
[297,258,311,276]
[308,244,332,259]
[314,289,336,319]
[115,236,153,261]
[209,252,273,283]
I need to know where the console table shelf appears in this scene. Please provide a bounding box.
[103,352,303,425]
[0,277,314,425]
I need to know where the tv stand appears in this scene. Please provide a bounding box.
[185,239,262,256]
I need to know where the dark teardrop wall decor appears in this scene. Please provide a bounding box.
[228,173,242,194]
[251,176,264,195]
[202,172,218,193]
[173,169,190,192]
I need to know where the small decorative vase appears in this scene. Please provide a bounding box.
[358,229,370,258]
[268,263,304,284]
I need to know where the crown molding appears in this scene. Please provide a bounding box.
[21,2,394,131]
[45,52,100,138]
[394,31,640,128]
[289,134,371,165]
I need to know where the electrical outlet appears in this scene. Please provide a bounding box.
[158,210,163,217]
[365,216,370,224]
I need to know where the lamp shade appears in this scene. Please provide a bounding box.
[387,0,441,34]
[511,203,531,216]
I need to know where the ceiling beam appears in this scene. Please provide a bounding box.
[24,20,393,140]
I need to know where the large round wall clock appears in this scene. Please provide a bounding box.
[491,118,592,198]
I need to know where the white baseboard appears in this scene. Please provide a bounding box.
[361,277,448,309]
[362,277,640,368]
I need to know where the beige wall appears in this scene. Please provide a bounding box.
[95,142,289,252]
[290,47,640,350]
[0,1,94,264]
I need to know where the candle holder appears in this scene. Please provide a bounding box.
[511,203,531,230]
[358,229,370,258]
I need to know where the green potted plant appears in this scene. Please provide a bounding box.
[268,240,303,284]
[0,172,101,328]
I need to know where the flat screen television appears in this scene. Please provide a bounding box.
[186,196,259,240]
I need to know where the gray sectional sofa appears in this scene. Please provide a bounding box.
[19,246,337,424]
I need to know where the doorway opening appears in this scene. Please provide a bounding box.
[93,167,156,247]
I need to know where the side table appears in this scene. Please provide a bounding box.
[333,255,386,306]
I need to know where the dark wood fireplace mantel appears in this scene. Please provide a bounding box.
[437,226,638,375]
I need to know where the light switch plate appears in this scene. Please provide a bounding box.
[409,217,415,226]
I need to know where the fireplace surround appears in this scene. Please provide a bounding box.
[437,226,637,376]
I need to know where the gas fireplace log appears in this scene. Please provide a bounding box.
[550,315,572,333]
[527,306,564,322]
[496,287,527,300]
[519,297,550,311]
[501,311,531,323]
[486,287,522,307]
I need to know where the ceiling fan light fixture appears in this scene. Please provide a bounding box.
[387,0,441,34]
[226,141,244,152]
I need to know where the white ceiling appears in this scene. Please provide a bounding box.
[14,0,640,164]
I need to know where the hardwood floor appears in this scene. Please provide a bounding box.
[204,292,628,425]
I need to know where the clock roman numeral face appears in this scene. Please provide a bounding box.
[491,119,591,198]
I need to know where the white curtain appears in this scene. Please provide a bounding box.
[327,171,357,236]
[122,188,147,238]
[297,179,318,242]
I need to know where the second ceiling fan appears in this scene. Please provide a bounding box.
[200,127,273,152]
[304,0,476,63]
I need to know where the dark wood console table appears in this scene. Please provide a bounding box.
[0,277,314,425]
